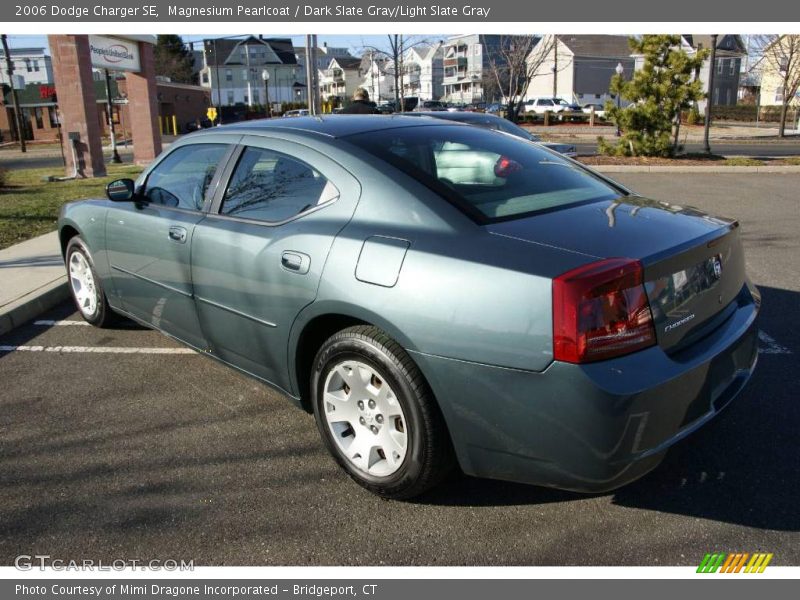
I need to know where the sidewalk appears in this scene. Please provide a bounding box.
[0,232,68,336]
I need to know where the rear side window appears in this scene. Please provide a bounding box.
[144,144,228,210]
[346,125,620,222]
[221,147,339,223]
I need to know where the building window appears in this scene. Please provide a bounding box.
[25,59,32,72]
[253,90,260,104]
[717,59,724,74]
[244,94,249,104]
[34,107,44,129]
[775,86,784,102]
[225,69,233,82]
[202,72,209,84]
[713,87,719,105]
[33,60,40,72]
[227,90,234,105]
[48,107,59,128]
[725,89,731,104]
[729,59,736,75]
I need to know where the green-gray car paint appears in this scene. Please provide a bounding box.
[58,116,759,492]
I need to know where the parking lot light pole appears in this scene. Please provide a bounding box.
[615,62,624,137]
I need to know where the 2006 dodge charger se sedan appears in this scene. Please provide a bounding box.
[58,116,760,499]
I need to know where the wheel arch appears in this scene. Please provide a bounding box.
[289,302,426,414]
[59,223,82,259]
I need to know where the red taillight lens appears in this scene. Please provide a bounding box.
[553,258,656,363]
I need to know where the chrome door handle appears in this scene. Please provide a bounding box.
[281,251,310,274]
[168,226,188,243]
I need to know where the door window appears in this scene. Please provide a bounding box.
[221,147,339,223]
[143,144,228,211]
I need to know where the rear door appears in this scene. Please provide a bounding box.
[105,139,235,348]
[190,135,361,390]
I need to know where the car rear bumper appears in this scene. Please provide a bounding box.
[410,282,760,493]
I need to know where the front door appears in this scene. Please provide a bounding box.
[105,141,232,349]
[190,135,361,391]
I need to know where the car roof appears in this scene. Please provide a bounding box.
[408,111,498,124]
[199,115,451,139]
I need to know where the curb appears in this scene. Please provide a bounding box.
[0,276,69,336]
[588,165,800,174]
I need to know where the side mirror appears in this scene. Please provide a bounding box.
[106,178,135,202]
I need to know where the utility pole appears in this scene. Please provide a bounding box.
[104,69,121,163]
[552,35,558,98]
[311,35,321,114]
[305,35,316,114]
[1,34,26,152]
[703,34,718,154]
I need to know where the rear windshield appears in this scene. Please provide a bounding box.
[346,125,621,222]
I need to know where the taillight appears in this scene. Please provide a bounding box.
[553,258,656,363]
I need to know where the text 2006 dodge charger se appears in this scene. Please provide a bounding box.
[58,116,760,498]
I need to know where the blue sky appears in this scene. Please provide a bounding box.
[6,34,448,55]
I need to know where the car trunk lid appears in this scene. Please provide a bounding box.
[487,196,747,352]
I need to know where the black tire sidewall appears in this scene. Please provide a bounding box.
[312,335,428,494]
[66,237,106,326]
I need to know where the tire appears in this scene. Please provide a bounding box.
[65,236,115,327]
[311,325,454,499]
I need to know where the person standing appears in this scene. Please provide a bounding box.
[340,88,379,114]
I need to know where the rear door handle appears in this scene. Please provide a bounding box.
[281,251,310,274]
[168,226,188,243]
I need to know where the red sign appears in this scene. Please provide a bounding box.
[39,85,56,100]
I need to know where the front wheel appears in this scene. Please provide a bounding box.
[66,236,115,327]
[311,326,454,499]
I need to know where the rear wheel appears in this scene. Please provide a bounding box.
[66,236,115,327]
[311,325,454,499]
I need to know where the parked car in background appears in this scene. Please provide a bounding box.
[582,103,606,119]
[446,102,467,112]
[486,103,507,115]
[414,100,447,112]
[185,118,213,133]
[59,116,759,500]
[283,109,310,118]
[405,111,577,157]
[524,97,583,120]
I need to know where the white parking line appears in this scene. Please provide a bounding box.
[33,320,90,326]
[758,331,792,355]
[0,345,196,355]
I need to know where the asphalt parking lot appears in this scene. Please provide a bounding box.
[1,173,798,566]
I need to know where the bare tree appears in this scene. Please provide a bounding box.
[760,35,800,137]
[481,34,562,122]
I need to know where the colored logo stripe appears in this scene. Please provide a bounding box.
[697,553,773,573]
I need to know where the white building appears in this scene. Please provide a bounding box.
[525,35,634,105]
[318,57,363,101]
[0,47,53,87]
[402,44,444,101]
[296,43,356,73]
[198,36,305,107]
[359,53,395,102]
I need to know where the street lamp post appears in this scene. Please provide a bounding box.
[615,61,624,137]
[262,69,271,118]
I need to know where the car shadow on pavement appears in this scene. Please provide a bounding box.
[416,285,799,532]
